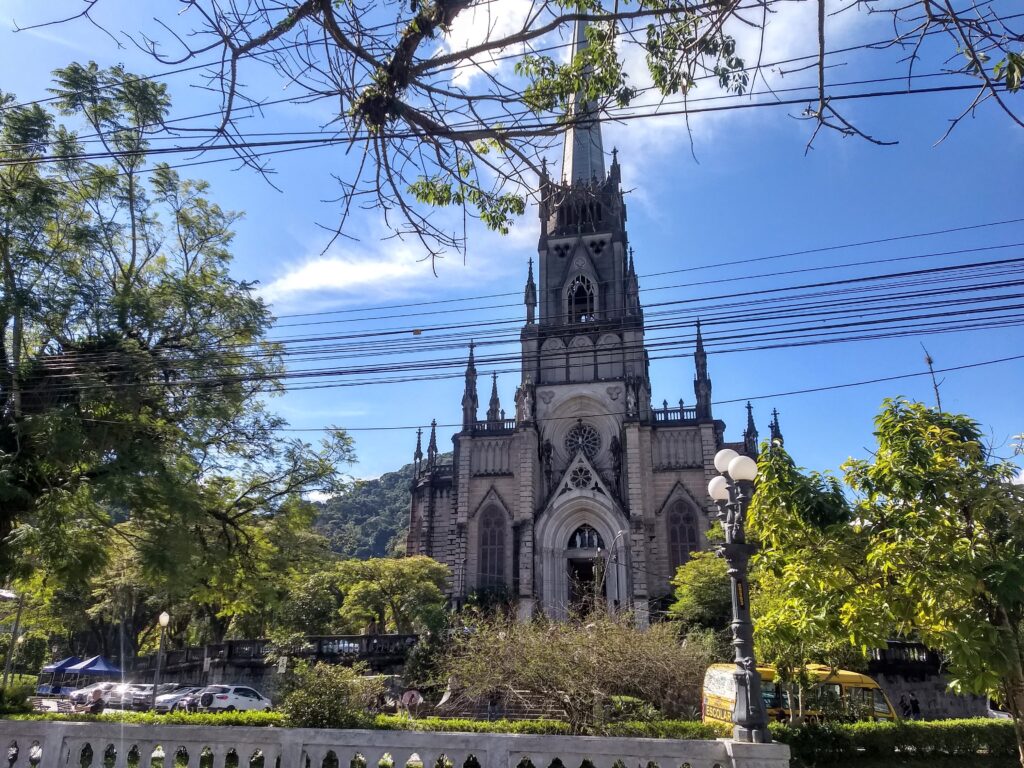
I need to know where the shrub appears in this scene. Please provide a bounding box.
[374,715,573,735]
[0,685,33,715]
[10,711,285,727]
[771,718,1018,766]
[603,720,731,739]
[279,662,383,729]
[439,614,714,732]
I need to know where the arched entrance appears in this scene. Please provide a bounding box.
[567,524,605,614]
[534,491,631,620]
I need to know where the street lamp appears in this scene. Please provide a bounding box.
[596,529,629,613]
[708,448,771,744]
[151,611,170,711]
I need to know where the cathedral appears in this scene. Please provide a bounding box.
[405,23,779,625]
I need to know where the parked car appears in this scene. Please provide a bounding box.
[197,685,272,712]
[106,683,149,710]
[177,687,206,713]
[130,683,180,711]
[154,685,204,714]
[69,682,117,706]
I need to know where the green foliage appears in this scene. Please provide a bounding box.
[373,714,573,735]
[669,551,731,633]
[439,613,713,732]
[279,662,384,729]
[749,398,1024,753]
[335,556,449,634]
[771,718,1018,766]
[0,67,354,654]
[371,714,727,738]
[0,685,33,715]
[603,719,732,739]
[315,458,439,559]
[747,444,866,696]
[20,709,726,740]
[12,710,284,727]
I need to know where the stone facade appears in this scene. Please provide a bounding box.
[405,31,771,623]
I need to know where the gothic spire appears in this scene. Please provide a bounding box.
[769,408,784,446]
[461,343,479,430]
[487,372,502,423]
[743,402,759,457]
[413,427,423,469]
[561,19,605,183]
[625,247,640,315]
[525,258,537,324]
[427,419,438,465]
[694,320,712,420]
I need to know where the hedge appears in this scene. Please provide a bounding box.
[770,719,1018,766]
[7,712,726,739]
[374,716,573,735]
[9,711,285,727]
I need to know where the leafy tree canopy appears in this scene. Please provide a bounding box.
[1,67,354,653]
[748,398,1024,760]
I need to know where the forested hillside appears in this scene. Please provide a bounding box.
[314,455,450,558]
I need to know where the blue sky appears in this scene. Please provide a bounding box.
[3,0,1022,483]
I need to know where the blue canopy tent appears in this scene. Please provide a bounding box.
[36,656,82,696]
[66,656,121,676]
[59,656,123,696]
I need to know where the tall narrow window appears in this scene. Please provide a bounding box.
[567,275,596,323]
[668,502,700,570]
[478,507,505,588]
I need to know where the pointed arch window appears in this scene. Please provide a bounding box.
[478,507,506,588]
[668,501,700,570]
[567,275,596,323]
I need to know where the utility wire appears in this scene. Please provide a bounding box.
[27,250,1024,370]
[74,350,1024,433]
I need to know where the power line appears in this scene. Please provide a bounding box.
[1,79,1007,169]
[22,248,1024,371]
[74,350,1024,433]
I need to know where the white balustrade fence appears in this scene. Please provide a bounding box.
[0,720,789,768]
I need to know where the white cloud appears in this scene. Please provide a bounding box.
[259,214,529,313]
[260,246,426,305]
[442,0,537,87]
[1014,467,1024,485]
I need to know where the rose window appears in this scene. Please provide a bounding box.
[569,465,593,488]
[564,423,601,458]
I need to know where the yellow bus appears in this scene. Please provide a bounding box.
[702,663,897,725]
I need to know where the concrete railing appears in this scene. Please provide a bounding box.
[0,720,790,768]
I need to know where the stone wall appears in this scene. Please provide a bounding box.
[874,673,987,720]
[0,718,791,768]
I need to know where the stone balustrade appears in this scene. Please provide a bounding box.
[1,720,789,768]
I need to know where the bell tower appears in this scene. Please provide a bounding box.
[520,20,648,404]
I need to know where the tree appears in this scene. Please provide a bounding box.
[669,550,731,656]
[749,399,1024,762]
[1,67,352,568]
[441,613,714,731]
[1,68,354,657]
[20,1,1024,257]
[335,556,450,634]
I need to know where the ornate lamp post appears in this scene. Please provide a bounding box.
[151,611,170,711]
[707,448,771,744]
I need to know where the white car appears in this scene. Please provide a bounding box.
[107,683,148,710]
[197,685,272,712]
[69,682,116,706]
[154,685,204,713]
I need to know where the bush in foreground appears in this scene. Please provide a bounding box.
[771,718,1017,765]
[279,662,384,729]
